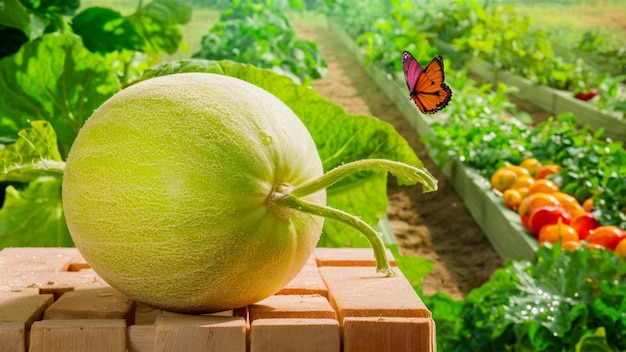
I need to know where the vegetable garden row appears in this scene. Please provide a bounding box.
[1,0,626,351]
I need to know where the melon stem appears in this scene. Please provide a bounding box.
[275,192,395,276]
[292,159,437,198]
[272,158,437,276]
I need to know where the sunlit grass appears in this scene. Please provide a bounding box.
[512,1,626,50]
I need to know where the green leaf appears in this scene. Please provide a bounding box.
[70,7,145,54]
[0,0,43,38]
[444,244,626,350]
[0,32,121,157]
[141,59,431,246]
[1,120,64,183]
[0,176,72,248]
[129,0,192,55]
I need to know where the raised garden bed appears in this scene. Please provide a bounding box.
[436,40,626,142]
[330,19,538,261]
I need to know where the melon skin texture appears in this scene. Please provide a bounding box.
[62,73,326,313]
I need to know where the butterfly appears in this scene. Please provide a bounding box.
[402,51,452,114]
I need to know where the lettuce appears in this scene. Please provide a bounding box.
[427,244,626,351]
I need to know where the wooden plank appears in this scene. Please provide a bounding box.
[0,292,53,352]
[0,269,108,295]
[319,266,430,322]
[44,287,136,325]
[29,319,127,352]
[127,325,155,352]
[277,255,327,297]
[0,247,78,274]
[314,248,397,267]
[67,251,91,272]
[154,315,246,352]
[250,318,340,352]
[343,317,435,352]
[249,294,337,321]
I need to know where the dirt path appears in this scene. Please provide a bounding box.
[295,23,503,299]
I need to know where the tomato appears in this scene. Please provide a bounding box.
[538,219,579,245]
[501,164,531,177]
[586,226,625,250]
[520,158,541,177]
[536,164,562,180]
[582,197,593,212]
[527,179,560,195]
[529,205,572,236]
[570,212,599,240]
[503,189,523,210]
[490,168,518,192]
[615,238,626,258]
[574,89,598,101]
[562,240,582,251]
[511,175,535,190]
[518,193,560,228]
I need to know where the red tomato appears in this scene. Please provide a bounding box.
[586,226,625,250]
[528,205,572,237]
[570,212,600,240]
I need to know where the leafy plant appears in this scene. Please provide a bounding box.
[426,243,626,351]
[193,0,327,84]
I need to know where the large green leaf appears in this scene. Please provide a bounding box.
[70,7,145,54]
[141,59,436,246]
[0,176,71,248]
[1,120,64,183]
[0,32,121,157]
[129,0,192,55]
[0,0,45,39]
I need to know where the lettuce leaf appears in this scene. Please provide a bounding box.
[428,244,626,351]
[141,59,435,246]
[0,32,120,157]
[1,120,64,183]
[0,176,71,248]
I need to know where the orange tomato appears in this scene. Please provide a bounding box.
[516,186,529,198]
[511,175,535,190]
[520,158,541,177]
[562,240,582,251]
[538,219,579,245]
[490,168,518,192]
[615,238,626,258]
[518,193,560,227]
[552,192,584,214]
[536,164,562,180]
[501,164,531,177]
[503,189,523,210]
[586,226,625,250]
[582,197,593,212]
[527,179,560,195]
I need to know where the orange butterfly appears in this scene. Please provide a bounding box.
[402,51,452,114]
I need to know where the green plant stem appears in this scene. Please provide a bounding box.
[271,186,394,276]
[292,158,437,198]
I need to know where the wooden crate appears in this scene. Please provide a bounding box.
[0,247,434,352]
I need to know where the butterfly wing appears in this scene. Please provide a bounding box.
[411,55,452,114]
[402,51,424,92]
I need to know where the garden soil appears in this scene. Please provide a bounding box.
[295,23,504,300]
